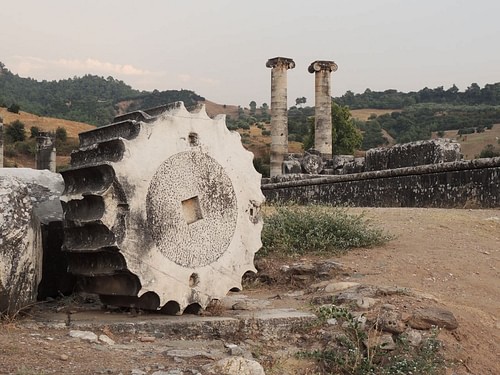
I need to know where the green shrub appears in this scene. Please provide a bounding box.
[478,144,500,158]
[5,120,26,142]
[260,205,391,256]
[7,103,20,114]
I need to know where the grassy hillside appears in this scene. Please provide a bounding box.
[3,104,498,172]
[431,123,500,159]
[1,107,94,168]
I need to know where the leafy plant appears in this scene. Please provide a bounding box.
[300,305,445,375]
[260,204,391,256]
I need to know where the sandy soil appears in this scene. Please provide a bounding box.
[0,208,498,374]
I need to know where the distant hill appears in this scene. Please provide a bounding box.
[0,62,204,126]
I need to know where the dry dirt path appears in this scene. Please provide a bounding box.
[339,207,500,375]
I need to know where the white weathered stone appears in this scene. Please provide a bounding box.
[0,168,64,223]
[203,357,265,375]
[98,334,115,345]
[69,330,98,342]
[356,296,378,309]
[0,175,43,315]
[324,281,360,293]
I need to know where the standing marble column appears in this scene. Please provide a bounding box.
[266,57,295,177]
[308,60,338,158]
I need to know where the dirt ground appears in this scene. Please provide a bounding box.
[0,207,499,374]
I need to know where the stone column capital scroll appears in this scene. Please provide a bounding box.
[308,60,338,74]
[266,57,296,70]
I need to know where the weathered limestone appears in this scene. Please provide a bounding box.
[0,169,73,303]
[365,139,461,171]
[61,102,264,313]
[36,132,56,172]
[0,176,43,315]
[308,60,338,158]
[266,57,295,177]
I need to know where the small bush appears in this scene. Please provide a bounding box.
[14,139,36,156]
[478,144,500,158]
[30,126,40,138]
[7,103,20,114]
[300,305,445,375]
[262,130,271,136]
[55,126,67,142]
[260,205,391,256]
[5,120,26,142]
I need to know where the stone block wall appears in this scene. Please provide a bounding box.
[365,139,461,172]
[262,158,500,208]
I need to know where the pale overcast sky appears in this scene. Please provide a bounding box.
[1,0,499,107]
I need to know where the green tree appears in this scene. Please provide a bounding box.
[55,126,67,142]
[249,101,257,115]
[7,103,20,114]
[6,120,26,142]
[30,126,40,138]
[303,102,362,155]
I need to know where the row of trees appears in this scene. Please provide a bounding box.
[362,104,500,144]
[335,83,500,109]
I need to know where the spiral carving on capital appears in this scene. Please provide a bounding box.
[308,60,338,73]
[266,57,296,70]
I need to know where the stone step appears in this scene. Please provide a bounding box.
[29,308,317,341]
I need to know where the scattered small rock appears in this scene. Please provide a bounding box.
[99,334,115,345]
[138,336,156,343]
[356,296,378,309]
[379,334,397,350]
[59,354,69,361]
[364,333,396,351]
[409,306,458,330]
[131,370,146,375]
[203,357,265,375]
[69,330,98,342]
[324,281,360,293]
[379,310,406,334]
[403,328,423,346]
[225,343,244,356]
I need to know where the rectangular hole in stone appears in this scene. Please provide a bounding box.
[181,196,203,225]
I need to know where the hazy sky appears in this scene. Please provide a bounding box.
[2,0,499,107]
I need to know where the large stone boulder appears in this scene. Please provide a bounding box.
[0,175,43,315]
[0,169,73,303]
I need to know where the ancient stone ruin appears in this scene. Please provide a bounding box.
[60,102,264,313]
[266,57,295,177]
[308,60,338,159]
[35,132,56,172]
[262,58,500,208]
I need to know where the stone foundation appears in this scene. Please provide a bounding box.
[262,158,500,208]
